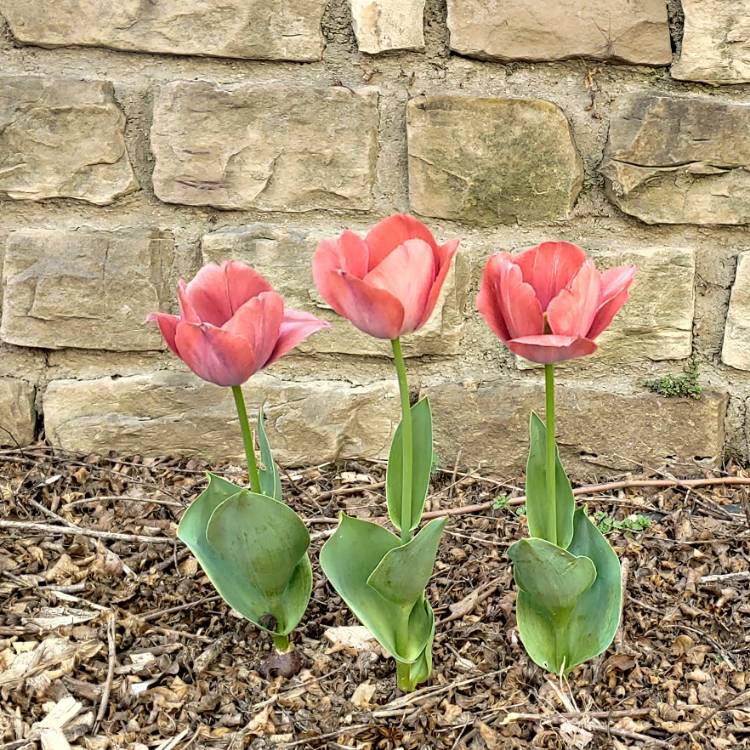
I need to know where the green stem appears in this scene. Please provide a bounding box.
[392,338,413,544]
[231,385,262,495]
[272,633,291,653]
[395,606,414,692]
[544,364,557,546]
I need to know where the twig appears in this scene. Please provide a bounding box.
[140,594,221,622]
[95,612,117,728]
[315,481,385,502]
[0,518,174,545]
[699,571,750,585]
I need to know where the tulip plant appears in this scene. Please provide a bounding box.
[313,215,458,691]
[149,261,328,652]
[478,242,636,674]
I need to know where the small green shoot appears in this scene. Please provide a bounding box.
[492,494,511,511]
[593,511,652,536]
[430,450,441,476]
[645,362,702,399]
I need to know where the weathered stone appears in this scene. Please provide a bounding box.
[1,229,174,352]
[201,225,468,357]
[0,378,35,447]
[0,0,326,62]
[722,253,750,371]
[425,380,727,477]
[672,0,750,84]
[43,371,399,464]
[0,76,137,205]
[601,93,750,225]
[350,0,425,54]
[151,82,378,212]
[407,96,583,225]
[447,0,671,65]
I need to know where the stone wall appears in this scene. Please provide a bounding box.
[0,0,748,480]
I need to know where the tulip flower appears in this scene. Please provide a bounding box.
[477,241,635,365]
[148,260,328,657]
[149,260,328,388]
[315,215,459,692]
[313,214,459,340]
[477,242,636,675]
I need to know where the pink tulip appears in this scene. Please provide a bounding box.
[313,214,459,340]
[477,242,636,364]
[149,261,329,387]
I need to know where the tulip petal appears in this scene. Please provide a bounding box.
[546,260,602,338]
[175,322,256,387]
[477,253,544,342]
[365,214,439,271]
[177,281,201,324]
[588,266,636,340]
[515,242,588,310]
[364,239,435,333]
[314,232,369,282]
[321,270,405,339]
[182,263,233,326]
[147,312,180,356]
[267,308,330,366]
[507,335,597,364]
[223,291,284,373]
[224,260,273,315]
[419,239,459,329]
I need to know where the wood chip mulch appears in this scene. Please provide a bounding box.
[1,445,749,749]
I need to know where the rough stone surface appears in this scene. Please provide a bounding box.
[350,0,425,53]
[407,96,583,225]
[151,82,378,212]
[0,76,137,205]
[43,371,399,464]
[672,0,750,84]
[201,225,468,357]
[447,0,672,65]
[722,253,750,371]
[1,229,174,352]
[574,245,695,364]
[0,0,326,62]
[602,93,750,225]
[0,377,35,447]
[426,380,727,476]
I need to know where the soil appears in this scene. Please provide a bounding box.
[1,446,749,749]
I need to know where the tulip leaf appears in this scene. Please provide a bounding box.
[177,474,311,636]
[513,509,622,674]
[320,514,435,664]
[387,397,433,533]
[509,537,596,613]
[367,517,447,606]
[525,412,575,548]
[257,404,282,502]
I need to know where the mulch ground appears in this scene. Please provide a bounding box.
[1,446,749,750]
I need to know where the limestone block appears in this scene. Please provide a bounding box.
[351,0,425,53]
[425,380,727,477]
[601,93,750,225]
[0,0,326,62]
[672,0,750,84]
[151,82,378,212]
[201,225,469,357]
[43,370,399,464]
[722,253,750,371]
[1,229,174,352]
[0,378,35,447]
[407,96,583,225]
[0,76,137,205]
[447,0,671,65]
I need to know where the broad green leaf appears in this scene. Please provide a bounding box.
[386,398,433,533]
[397,604,435,692]
[177,475,311,636]
[514,509,622,674]
[320,514,434,664]
[525,412,575,548]
[367,518,447,606]
[257,404,282,502]
[509,537,596,613]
